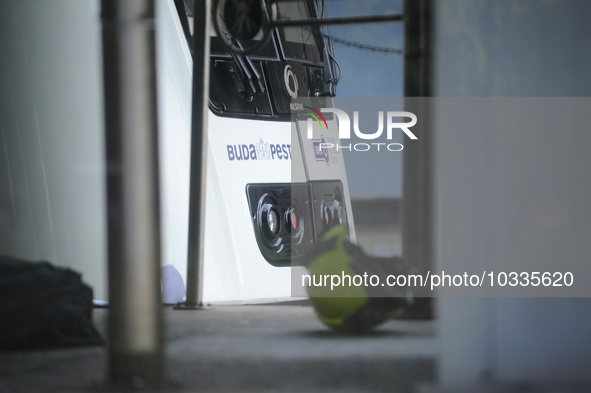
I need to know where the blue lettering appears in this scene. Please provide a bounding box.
[228,141,292,161]
[241,145,250,160]
[270,144,276,159]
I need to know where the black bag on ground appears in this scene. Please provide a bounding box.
[0,255,103,350]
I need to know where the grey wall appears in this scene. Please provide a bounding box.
[433,0,591,385]
[0,0,107,299]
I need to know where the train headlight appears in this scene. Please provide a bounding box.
[286,208,300,232]
[246,182,347,265]
[334,202,347,226]
[267,208,279,235]
[321,201,334,228]
[309,181,349,239]
[261,203,280,238]
[286,207,305,246]
[247,184,312,265]
[291,210,299,232]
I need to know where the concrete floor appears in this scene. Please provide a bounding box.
[0,303,436,392]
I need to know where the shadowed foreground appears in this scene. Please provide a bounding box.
[0,304,435,392]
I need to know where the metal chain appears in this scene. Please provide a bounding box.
[325,35,403,54]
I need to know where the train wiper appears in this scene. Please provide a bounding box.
[244,55,266,94]
[230,43,266,101]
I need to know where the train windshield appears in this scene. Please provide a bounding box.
[275,0,323,64]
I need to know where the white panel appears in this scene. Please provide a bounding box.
[157,0,299,302]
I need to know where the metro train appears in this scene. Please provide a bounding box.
[163,0,355,302]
